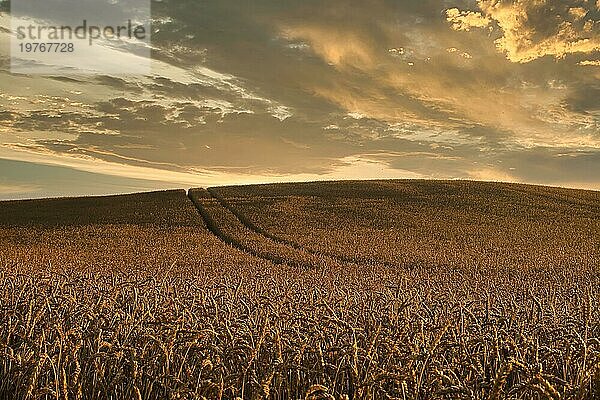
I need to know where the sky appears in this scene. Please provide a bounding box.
[0,0,599,199]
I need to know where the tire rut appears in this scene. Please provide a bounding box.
[186,190,283,266]
[206,187,397,268]
[187,189,324,269]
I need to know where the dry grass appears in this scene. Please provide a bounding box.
[0,182,598,399]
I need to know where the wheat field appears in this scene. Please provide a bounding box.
[0,181,598,399]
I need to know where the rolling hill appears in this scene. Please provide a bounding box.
[0,180,598,399]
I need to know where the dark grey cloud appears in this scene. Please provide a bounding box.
[564,85,600,113]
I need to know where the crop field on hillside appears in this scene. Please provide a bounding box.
[212,181,600,270]
[0,181,599,399]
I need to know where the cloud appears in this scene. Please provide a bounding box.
[447,47,473,59]
[447,0,600,63]
[578,59,600,65]
[0,0,598,191]
[0,144,424,190]
[280,25,377,69]
[563,85,600,112]
[0,183,40,195]
[446,8,492,32]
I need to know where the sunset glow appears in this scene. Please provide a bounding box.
[1,0,598,198]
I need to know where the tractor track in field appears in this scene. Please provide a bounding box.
[187,190,283,267]
[206,188,315,252]
[187,189,317,268]
[200,188,397,269]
